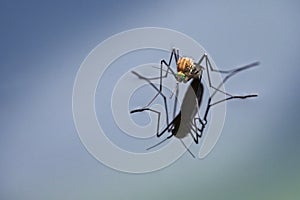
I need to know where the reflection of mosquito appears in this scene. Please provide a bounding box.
[130,48,259,157]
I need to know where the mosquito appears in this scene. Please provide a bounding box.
[130,48,259,157]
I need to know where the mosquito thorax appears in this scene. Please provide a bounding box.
[176,57,202,82]
[177,57,194,72]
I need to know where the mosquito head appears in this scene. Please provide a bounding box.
[176,57,204,83]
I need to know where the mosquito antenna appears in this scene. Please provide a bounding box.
[179,139,195,158]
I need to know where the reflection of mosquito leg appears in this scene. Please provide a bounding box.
[210,61,259,99]
[130,71,170,127]
[186,116,205,144]
[207,92,256,123]
[192,93,257,143]
[148,48,179,81]
[145,119,176,151]
[146,116,196,158]
[192,61,259,141]
[172,83,179,119]
[179,139,195,158]
[130,108,161,137]
[144,48,179,108]
[197,54,259,98]
[210,94,258,106]
[131,107,175,151]
[190,117,206,144]
[196,54,232,96]
[130,49,179,130]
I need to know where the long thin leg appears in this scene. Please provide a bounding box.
[148,48,178,81]
[196,53,259,98]
[172,82,179,119]
[201,61,259,124]
[210,94,257,106]
[130,71,170,129]
[145,117,177,151]
[179,139,195,158]
[130,48,180,130]
[192,62,259,141]
[202,92,257,128]
[191,95,256,144]
[191,117,206,142]
[146,116,195,151]
[145,48,179,106]
[196,54,232,96]
[189,120,201,144]
[210,61,259,98]
[130,108,161,137]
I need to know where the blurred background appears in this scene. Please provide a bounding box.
[1,0,299,199]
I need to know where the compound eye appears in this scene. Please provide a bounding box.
[179,74,186,81]
[176,72,186,82]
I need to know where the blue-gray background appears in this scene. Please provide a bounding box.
[1,0,299,199]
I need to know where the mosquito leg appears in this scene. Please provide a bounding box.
[187,114,209,144]
[148,80,257,150]
[193,59,259,141]
[196,54,232,96]
[130,71,170,128]
[189,121,200,144]
[188,78,206,143]
[179,139,195,158]
[152,48,179,131]
[130,48,180,130]
[204,55,235,97]
[207,55,260,74]
[209,61,259,99]
[130,108,161,136]
[148,48,179,104]
[193,91,257,141]
[193,117,206,134]
[197,54,259,99]
[132,48,179,108]
[210,94,258,106]
[145,116,178,151]
[172,82,179,119]
[147,48,178,81]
